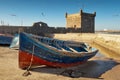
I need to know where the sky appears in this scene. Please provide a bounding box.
[0,0,120,30]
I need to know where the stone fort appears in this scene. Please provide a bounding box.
[0,10,96,35]
[66,10,96,32]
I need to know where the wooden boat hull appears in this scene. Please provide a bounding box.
[19,32,98,69]
[19,50,88,69]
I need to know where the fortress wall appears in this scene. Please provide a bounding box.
[0,25,93,35]
[66,13,81,28]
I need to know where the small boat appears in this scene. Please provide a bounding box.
[9,34,19,49]
[0,34,13,45]
[19,32,98,69]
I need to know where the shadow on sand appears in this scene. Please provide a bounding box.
[0,44,10,46]
[29,59,119,78]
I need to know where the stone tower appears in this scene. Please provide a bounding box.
[65,10,96,33]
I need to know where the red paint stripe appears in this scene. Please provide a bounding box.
[19,50,86,69]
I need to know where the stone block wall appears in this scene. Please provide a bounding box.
[66,13,81,28]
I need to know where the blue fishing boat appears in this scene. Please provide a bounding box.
[19,32,98,69]
[0,34,13,45]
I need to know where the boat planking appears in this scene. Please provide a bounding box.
[19,32,98,69]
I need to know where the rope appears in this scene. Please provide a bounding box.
[22,45,35,76]
[27,45,35,70]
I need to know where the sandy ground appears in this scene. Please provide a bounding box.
[0,46,120,80]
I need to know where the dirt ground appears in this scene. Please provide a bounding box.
[0,46,120,80]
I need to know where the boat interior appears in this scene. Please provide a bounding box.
[31,35,88,53]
